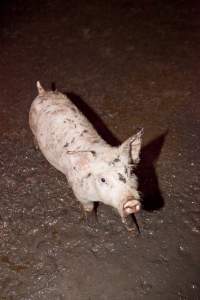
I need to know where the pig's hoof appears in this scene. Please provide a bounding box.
[122,215,138,234]
[125,224,140,236]
[33,137,39,150]
[82,210,98,227]
[125,224,137,233]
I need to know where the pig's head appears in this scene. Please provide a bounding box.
[68,129,143,220]
[94,128,143,219]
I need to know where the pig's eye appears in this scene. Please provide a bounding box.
[101,178,106,183]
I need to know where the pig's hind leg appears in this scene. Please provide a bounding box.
[32,136,39,150]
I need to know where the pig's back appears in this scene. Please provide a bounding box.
[29,91,103,172]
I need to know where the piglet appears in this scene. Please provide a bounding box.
[29,82,143,231]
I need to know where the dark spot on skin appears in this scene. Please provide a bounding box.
[109,156,121,166]
[115,158,120,162]
[112,156,121,164]
[70,137,75,144]
[64,118,73,123]
[64,142,69,147]
[91,151,96,157]
[86,173,91,178]
[71,107,77,113]
[124,166,128,175]
[92,139,100,143]
[52,109,65,115]
[118,173,126,183]
[80,129,88,137]
[73,166,76,170]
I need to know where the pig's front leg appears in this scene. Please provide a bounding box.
[80,202,98,226]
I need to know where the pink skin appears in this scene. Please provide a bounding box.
[123,199,141,216]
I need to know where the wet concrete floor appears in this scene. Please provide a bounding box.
[0,1,199,299]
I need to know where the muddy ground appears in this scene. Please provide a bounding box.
[0,1,200,299]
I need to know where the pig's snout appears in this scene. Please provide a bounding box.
[123,198,141,216]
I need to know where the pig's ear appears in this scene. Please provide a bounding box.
[66,150,95,171]
[119,128,143,164]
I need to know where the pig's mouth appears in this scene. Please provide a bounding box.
[123,199,141,216]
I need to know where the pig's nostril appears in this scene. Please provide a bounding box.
[123,200,141,215]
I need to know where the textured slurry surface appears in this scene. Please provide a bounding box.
[0,1,199,299]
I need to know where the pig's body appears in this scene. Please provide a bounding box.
[30,89,108,173]
[29,82,143,228]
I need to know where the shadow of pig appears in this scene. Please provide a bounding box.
[136,132,168,211]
